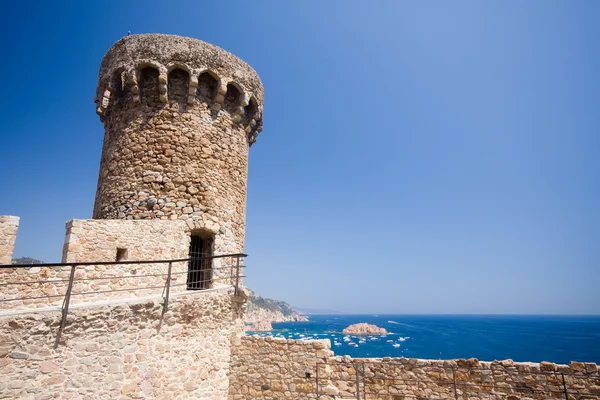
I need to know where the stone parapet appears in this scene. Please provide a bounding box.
[0,216,19,265]
[94,34,263,143]
[229,336,333,399]
[229,337,600,399]
[0,219,229,311]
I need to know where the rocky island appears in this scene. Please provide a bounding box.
[342,323,387,335]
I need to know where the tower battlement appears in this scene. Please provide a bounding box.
[95,34,263,143]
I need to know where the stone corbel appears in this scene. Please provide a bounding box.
[158,67,168,103]
[127,68,141,104]
[188,68,200,105]
[211,83,227,111]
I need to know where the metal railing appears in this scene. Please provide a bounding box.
[0,253,246,346]
[315,361,600,399]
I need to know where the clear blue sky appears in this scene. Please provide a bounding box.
[1,1,598,314]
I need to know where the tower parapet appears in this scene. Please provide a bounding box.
[93,34,264,261]
[95,34,263,143]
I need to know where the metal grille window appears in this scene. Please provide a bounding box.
[187,235,214,290]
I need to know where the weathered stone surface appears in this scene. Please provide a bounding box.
[0,291,245,400]
[0,216,19,265]
[229,336,333,399]
[229,337,599,400]
[245,320,273,332]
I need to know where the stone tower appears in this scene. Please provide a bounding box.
[93,34,263,259]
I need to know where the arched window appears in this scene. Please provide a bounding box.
[223,83,242,112]
[244,97,258,121]
[139,66,160,104]
[196,71,218,102]
[167,68,190,106]
[109,71,124,107]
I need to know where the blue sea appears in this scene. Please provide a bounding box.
[249,315,600,365]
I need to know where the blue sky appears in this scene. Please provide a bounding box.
[1,1,598,314]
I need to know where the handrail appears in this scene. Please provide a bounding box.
[0,253,248,348]
[0,253,248,269]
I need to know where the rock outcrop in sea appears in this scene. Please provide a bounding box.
[248,320,273,332]
[342,323,387,335]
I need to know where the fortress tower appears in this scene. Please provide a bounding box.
[93,34,263,261]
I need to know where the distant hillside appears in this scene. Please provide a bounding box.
[12,257,43,265]
[245,288,308,325]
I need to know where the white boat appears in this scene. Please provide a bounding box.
[393,343,401,348]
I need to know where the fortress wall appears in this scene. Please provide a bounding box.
[0,219,192,311]
[229,336,333,399]
[0,290,245,400]
[0,216,19,265]
[229,337,600,400]
[62,219,190,263]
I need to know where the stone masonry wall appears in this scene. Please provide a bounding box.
[93,35,264,277]
[229,337,600,400]
[0,216,19,265]
[0,219,194,311]
[0,289,246,400]
[229,336,334,399]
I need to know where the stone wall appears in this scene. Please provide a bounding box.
[0,216,19,265]
[0,219,241,311]
[0,289,246,400]
[229,337,600,400]
[229,336,333,399]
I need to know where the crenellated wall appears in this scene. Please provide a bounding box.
[229,336,333,399]
[229,337,600,400]
[0,216,19,265]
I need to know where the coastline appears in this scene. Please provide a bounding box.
[248,314,600,364]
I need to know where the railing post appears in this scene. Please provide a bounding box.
[561,373,569,400]
[163,261,173,312]
[234,256,241,295]
[452,366,459,400]
[54,265,76,348]
[230,255,235,286]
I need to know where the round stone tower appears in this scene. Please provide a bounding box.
[93,34,263,257]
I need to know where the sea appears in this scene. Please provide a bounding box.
[248,315,600,365]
